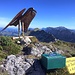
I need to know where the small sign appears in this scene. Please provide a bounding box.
[66,57,75,74]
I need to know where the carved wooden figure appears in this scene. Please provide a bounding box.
[2,7,37,37]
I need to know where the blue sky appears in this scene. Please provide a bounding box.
[0,0,75,29]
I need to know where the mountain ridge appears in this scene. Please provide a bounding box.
[0,26,75,43]
[26,26,75,43]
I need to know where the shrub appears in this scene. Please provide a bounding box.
[3,43,21,55]
[0,46,3,50]
[0,36,13,46]
[0,36,21,55]
[0,50,7,61]
[0,50,7,58]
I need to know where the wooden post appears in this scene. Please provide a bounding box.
[18,20,21,37]
[21,22,24,37]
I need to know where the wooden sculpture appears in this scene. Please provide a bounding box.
[2,7,37,37]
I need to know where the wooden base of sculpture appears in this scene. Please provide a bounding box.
[18,20,25,37]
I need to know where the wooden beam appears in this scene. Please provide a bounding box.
[21,22,24,37]
[18,20,21,37]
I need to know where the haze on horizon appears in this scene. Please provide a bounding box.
[0,0,75,29]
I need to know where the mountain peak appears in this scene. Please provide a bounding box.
[55,26,67,30]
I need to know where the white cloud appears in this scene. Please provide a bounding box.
[0,17,10,27]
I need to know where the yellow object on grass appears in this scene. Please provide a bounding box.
[66,57,75,74]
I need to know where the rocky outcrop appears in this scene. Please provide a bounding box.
[31,43,52,57]
[0,55,45,75]
[1,55,31,75]
[23,43,53,57]
[23,42,64,57]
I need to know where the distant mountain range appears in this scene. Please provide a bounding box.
[42,26,75,43]
[29,29,55,43]
[0,27,18,36]
[0,26,75,43]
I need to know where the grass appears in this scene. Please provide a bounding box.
[0,71,9,75]
[53,40,75,57]
[0,36,21,61]
[30,36,39,44]
[47,68,75,75]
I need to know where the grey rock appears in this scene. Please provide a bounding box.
[17,67,25,75]
[25,59,34,65]
[20,36,31,45]
[31,43,53,57]
[31,47,43,57]
[0,55,33,75]
[17,41,21,44]
[0,65,6,72]
[23,62,31,71]
[7,55,16,60]
[56,50,64,54]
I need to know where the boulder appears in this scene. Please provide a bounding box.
[0,55,32,75]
